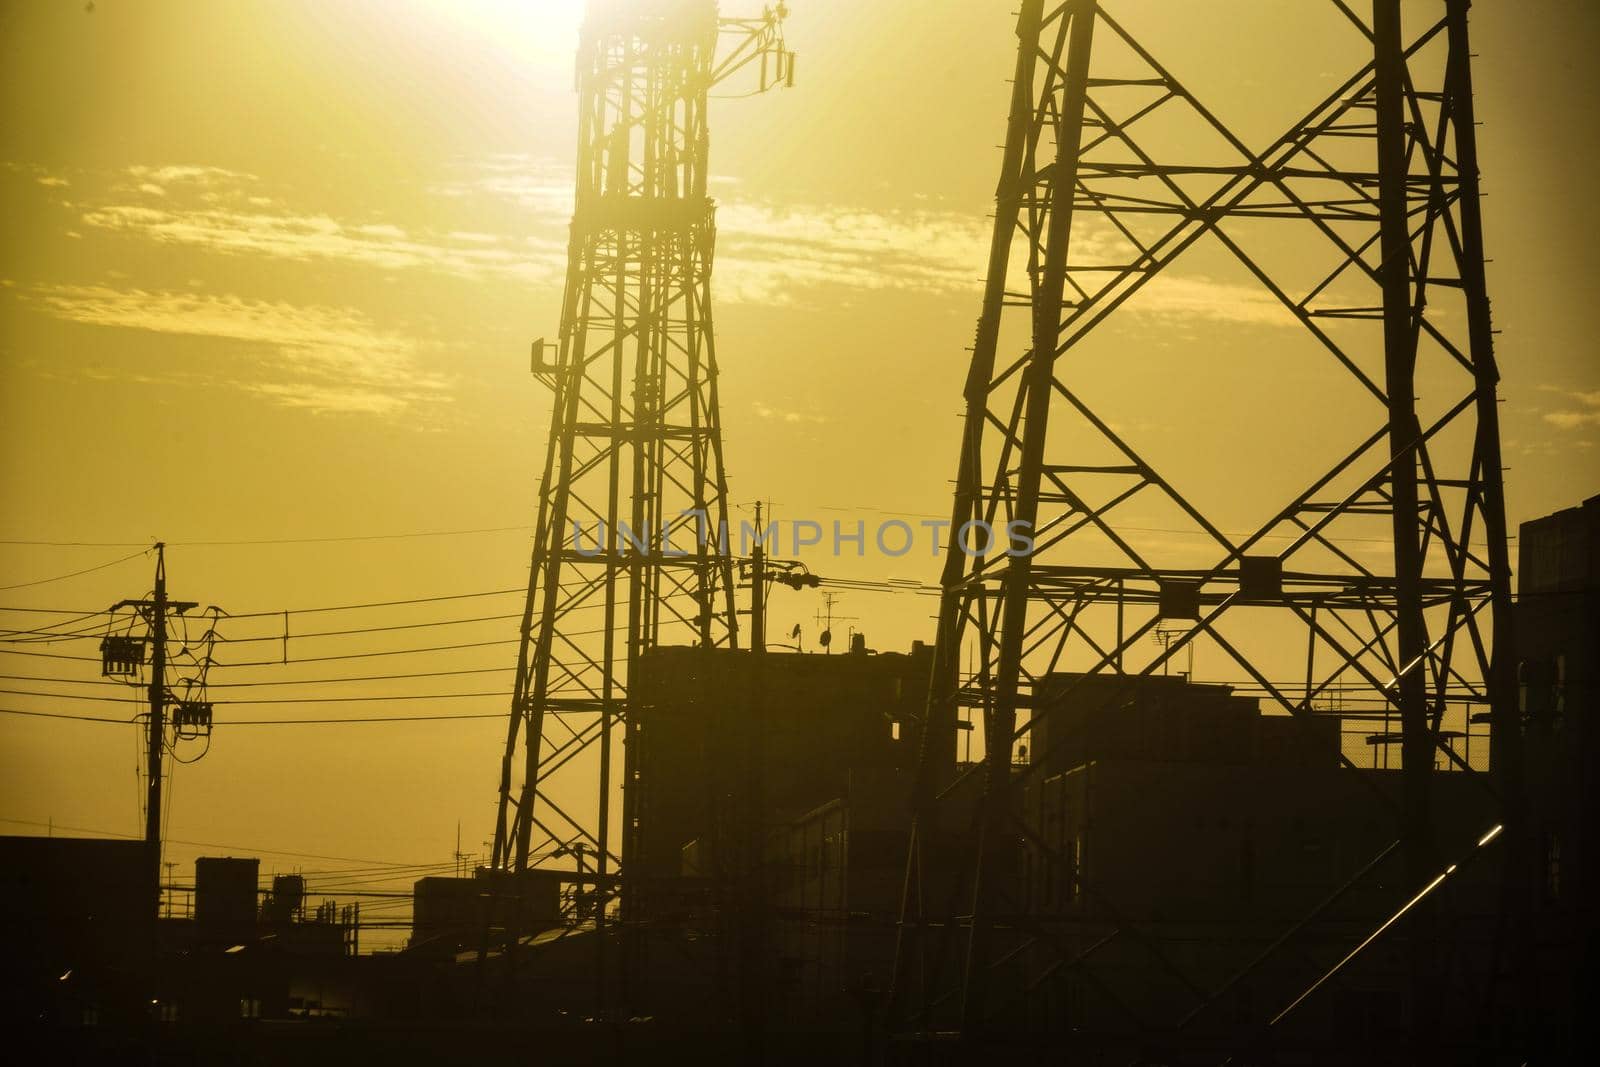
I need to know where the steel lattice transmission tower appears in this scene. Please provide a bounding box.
[491,1,793,912]
[893,0,1522,1052]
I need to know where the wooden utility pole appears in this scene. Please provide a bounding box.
[145,545,169,875]
[111,543,197,918]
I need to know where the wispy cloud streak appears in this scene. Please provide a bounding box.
[72,158,1308,325]
[29,285,450,416]
[1541,388,1600,431]
[82,203,563,282]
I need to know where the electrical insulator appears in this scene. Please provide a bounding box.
[173,700,213,734]
[100,636,146,677]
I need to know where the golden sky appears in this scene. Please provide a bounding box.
[2,0,1597,938]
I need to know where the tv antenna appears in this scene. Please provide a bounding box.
[814,592,857,654]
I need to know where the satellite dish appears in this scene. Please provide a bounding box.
[819,629,832,648]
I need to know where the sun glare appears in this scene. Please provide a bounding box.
[409,0,587,68]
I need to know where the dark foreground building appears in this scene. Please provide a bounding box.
[627,639,944,886]
[1009,675,1501,1062]
[11,494,1595,1063]
[1517,493,1599,1058]
[461,639,948,1036]
[0,836,153,1030]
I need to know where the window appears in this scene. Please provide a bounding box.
[241,998,262,1020]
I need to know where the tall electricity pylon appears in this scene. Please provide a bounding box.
[491,0,793,929]
[893,0,1522,1055]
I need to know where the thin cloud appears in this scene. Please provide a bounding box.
[78,157,1313,325]
[76,164,564,283]
[1544,411,1600,430]
[752,401,827,425]
[250,382,416,416]
[713,203,1297,327]
[1540,388,1600,431]
[27,285,451,416]
[81,203,564,283]
[126,163,251,187]
[460,159,1305,323]
[714,201,990,303]
[1130,275,1296,327]
[435,154,575,218]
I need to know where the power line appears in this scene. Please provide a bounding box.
[0,686,514,705]
[0,616,114,644]
[0,673,117,685]
[220,587,525,620]
[0,670,1488,698]
[195,615,694,667]
[0,816,429,867]
[0,612,525,648]
[0,636,523,667]
[0,706,508,726]
[0,582,641,643]
[0,618,122,646]
[0,526,534,550]
[1,707,138,724]
[211,611,524,644]
[199,690,517,706]
[0,610,524,645]
[205,664,517,687]
[4,579,1567,623]
[209,578,668,630]
[0,685,145,702]
[223,636,520,667]
[0,510,1520,557]
[0,608,108,632]
[0,665,518,689]
[0,605,112,615]
[170,526,534,547]
[0,540,150,548]
[0,586,525,621]
[293,860,467,879]
[0,647,104,663]
[0,549,149,592]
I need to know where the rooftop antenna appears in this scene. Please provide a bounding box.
[813,591,857,655]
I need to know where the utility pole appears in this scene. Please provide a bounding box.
[145,544,169,879]
[740,501,768,1059]
[731,501,819,1055]
[107,543,198,919]
[749,502,766,653]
